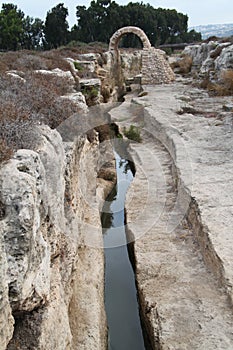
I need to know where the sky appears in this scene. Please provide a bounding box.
[4,0,233,28]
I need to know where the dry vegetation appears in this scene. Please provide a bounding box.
[200,69,233,96]
[170,54,193,74]
[0,43,108,74]
[0,43,111,164]
[0,69,78,163]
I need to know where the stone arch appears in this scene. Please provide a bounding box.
[109,26,151,51]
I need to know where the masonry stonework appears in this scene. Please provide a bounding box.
[109,26,175,85]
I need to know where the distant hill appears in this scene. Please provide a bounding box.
[189,23,233,39]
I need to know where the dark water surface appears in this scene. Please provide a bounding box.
[102,151,145,350]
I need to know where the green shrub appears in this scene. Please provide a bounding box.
[123,125,142,142]
[73,61,83,71]
[81,86,99,106]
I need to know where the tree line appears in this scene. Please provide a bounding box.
[0,1,201,51]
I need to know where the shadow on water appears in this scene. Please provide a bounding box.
[101,142,145,350]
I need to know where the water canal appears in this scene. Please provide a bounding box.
[101,147,145,350]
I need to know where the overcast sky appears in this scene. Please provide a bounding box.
[7,0,233,28]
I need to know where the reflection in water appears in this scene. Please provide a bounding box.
[102,151,145,350]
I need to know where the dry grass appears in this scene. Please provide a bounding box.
[170,54,193,74]
[0,43,110,163]
[0,50,71,73]
[201,69,233,96]
[0,42,108,74]
[0,71,83,162]
[221,69,233,91]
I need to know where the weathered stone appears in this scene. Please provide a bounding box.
[58,92,88,114]
[35,68,75,85]
[0,124,108,349]
[110,82,233,349]
[215,44,233,71]
[183,41,218,70]
[6,71,26,83]
[77,53,101,61]
[183,41,233,76]
[80,78,101,87]
[109,26,151,51]
[0,147,52,312]
[141,48,175,84]
[0,236,14,349]
[108,26,174,85]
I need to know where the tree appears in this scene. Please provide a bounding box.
[0,3,25,50]
[44,3,69,49]
[73,1,197,46]
[182,29,202,43]
[22,16,44,49]
[72,0,123,43]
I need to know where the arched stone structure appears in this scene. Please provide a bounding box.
[108,26,175,85]
[109,26,151,51]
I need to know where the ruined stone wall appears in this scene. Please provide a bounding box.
[141,48,175,84]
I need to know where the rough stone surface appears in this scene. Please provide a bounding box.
[183,41,233,77]
[111,81,233,349]
[35,68,76,86]
[120,51,142,81]
[58,92,88,114]
[215,44,233,71]
[141,48,175,84]
[183,41,218,71]
[0,124,107,349]
[80,78,101,87]
[0,235,14,349]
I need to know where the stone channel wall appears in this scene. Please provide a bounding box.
[131,83,233,307]
[0,125,110,349]
[121,83,233,349]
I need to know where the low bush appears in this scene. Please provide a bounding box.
[101,86,111,103]
[81,86,99,106]
[221,69,233,92]
[200,70,233,96]
[123,125,142,142]
[170,54,193,74]
[0,71,82,162]
[73,61,83,71]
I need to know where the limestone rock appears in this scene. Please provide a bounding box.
[0,236,14,349]
[0,123,107,349]
[183,41,218,70]
[215,44,233,71]
[77,53,101,61]
[6,71,26,83]
[0,148,51,312]
[183,41,233,76]
[113,86,233,349]
[58,92,88,114]
[34,68,76,90]
[120,51,142,81]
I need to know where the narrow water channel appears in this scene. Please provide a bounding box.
[101,148,145,350]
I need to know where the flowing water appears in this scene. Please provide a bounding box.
[101,149,145,350]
